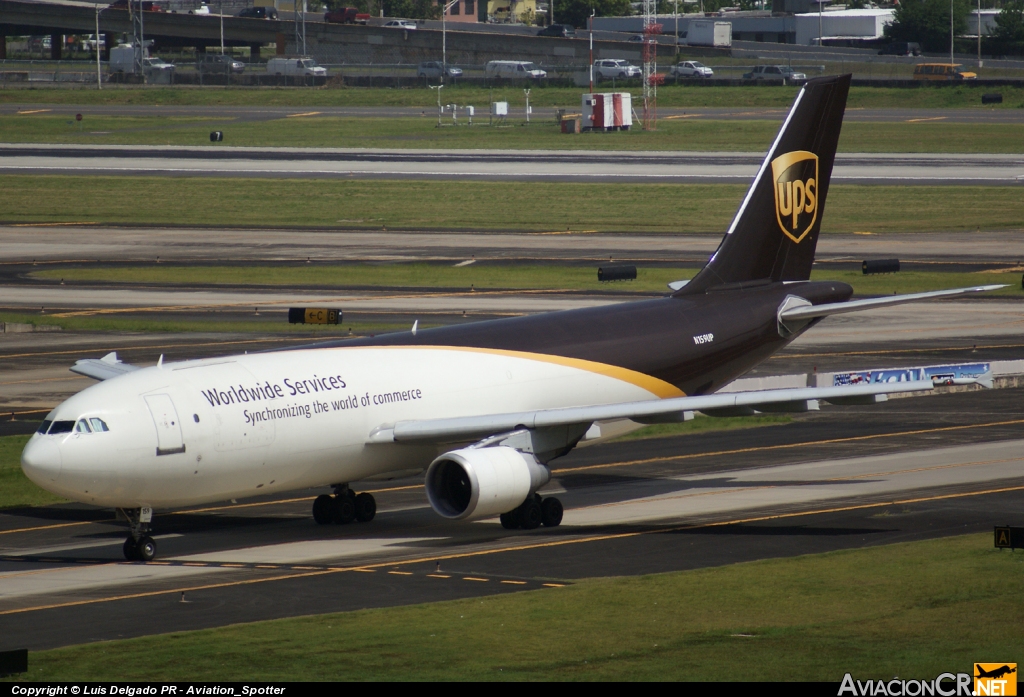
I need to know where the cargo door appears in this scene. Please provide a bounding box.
[145,393,186,456]
[593,94,605,130]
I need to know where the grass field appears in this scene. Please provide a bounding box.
[11,532,1020,680]
[0,311,409,336]
[4,177,1024,233]
[615,413,792,440]
[3,113,1023,153]
[3,84,1024,109]
[0,435,65,509]
[32,265,1024,298]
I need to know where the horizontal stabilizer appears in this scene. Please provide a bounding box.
[369,380,940,445]
[779,285,1007,322]
[70,352,140,381]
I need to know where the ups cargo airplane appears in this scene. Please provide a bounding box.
[21,75,1003,562]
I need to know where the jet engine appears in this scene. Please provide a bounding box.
[425,446,550,521]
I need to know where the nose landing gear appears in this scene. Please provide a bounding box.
[119,507,157,562]
[312,485,376,525]
[500,494,563,530]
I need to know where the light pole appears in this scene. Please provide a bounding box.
[589,9,594,93]
[94,2,105,90]
[818,0,822,48]
[977,0,982,67]
[220,0,224,53]
[442,0,459,80]
[950,0,954,66]
[674,0,679,59]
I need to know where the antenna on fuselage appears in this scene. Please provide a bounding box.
[157,354,164,369]
[411,320,418,336]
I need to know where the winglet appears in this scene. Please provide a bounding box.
[70,352,141,381]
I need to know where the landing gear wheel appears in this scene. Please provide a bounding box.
[136,536,157,562]
[312,494,334,525]
[332,495,356,524]
[354,493,376,522]
[499,511,519,529]
[541,497,563,527]
[518,497,542,530]
[123,536,138,561]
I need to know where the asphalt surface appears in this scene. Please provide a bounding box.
[3,144,1021,183]
[4,227,1024,264]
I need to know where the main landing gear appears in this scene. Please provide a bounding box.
[312,485,376,525]
[500,494,563,530]
[120,507,157,562]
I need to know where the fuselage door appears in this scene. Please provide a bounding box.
[145,393,186,456]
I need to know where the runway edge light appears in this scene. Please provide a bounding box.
[289,308,342,325]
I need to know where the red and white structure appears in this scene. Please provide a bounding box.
[581,92,632,131]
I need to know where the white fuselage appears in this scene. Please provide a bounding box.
[21,346,680,509]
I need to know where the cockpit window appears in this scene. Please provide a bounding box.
[74,419,92,433]
[48,420,75,434]
[89,418,109,432]
[37,420,52,434]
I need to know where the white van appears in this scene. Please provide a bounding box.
[266,57,327,77]
[485,60,547,80]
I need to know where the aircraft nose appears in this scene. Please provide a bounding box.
[22,438,62,483]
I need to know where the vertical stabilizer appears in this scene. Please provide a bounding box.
[677,74,851,295]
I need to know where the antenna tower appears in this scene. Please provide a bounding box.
[130,2,144,75]
[641,0,661,130]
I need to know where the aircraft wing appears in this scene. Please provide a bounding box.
[70,352,140,381]
[368,379,955,445]
[779,284,1007,322]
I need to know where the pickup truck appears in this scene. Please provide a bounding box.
[324,7,358,23]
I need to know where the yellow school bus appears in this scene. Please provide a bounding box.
[913,63,978,80]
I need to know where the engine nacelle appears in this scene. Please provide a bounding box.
[425,446,551,521]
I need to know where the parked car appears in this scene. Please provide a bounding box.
[537,24,576,38]
[743,64,806,85]
[188,3,210,14]
[383,19,417,29]
[417,61,463,79]
[913,63,977,80]
[267,56,326,77]
[878,41,921,56]
[237,6,277,19]
[670,60,713,78]
[324,7,358,23]
[593,59,641,80]
[485,60,546,79]
[197,52,245,74]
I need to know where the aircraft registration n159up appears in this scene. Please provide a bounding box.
[22,75,1002,562]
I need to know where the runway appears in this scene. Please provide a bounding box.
[3,226,1024,264]
[2,144,1022,184]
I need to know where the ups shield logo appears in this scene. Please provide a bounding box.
[772,150,819,244]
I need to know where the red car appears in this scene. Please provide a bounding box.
[324,7,358,23]
[108,0,165,11]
